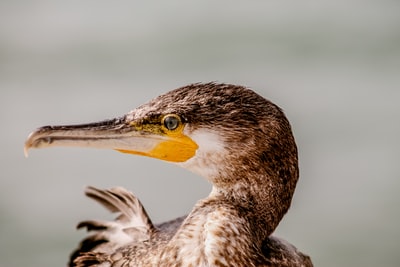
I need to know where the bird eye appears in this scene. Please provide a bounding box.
[162,114,181,131]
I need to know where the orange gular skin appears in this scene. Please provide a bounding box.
[117,118,198,163]
[116,133,198,163]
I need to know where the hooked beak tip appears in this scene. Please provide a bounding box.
[24,132,35,157]
[24,146,29,158]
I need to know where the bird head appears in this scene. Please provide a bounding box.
[25,83,298,189]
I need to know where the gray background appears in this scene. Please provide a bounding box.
[1,1,399,266]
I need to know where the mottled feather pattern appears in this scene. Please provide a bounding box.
[70,187,155,266]
[71,186,312,267]
[84,186,154,230]
[54,83,312,266]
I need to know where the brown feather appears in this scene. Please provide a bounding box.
[33,82,312,266]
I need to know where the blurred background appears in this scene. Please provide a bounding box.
[1,1,399,266]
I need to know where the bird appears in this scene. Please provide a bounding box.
[25,82,313,267]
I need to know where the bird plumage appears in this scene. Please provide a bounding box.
[25,82,312,267]
[71,186,312,267]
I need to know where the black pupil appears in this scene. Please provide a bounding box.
[164,116,179,130]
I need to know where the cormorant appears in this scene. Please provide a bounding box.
[25,82,312,267]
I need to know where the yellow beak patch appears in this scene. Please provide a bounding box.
[117,134,198,163]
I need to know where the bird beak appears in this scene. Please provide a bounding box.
[24,115,198,163]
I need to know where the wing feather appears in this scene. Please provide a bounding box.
[69,186,155,267]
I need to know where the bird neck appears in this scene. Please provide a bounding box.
[159,173,294,266]
[209,181,280,243]
[209,152,299,242]
[165,179,283,266]
[223,127,298,237]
